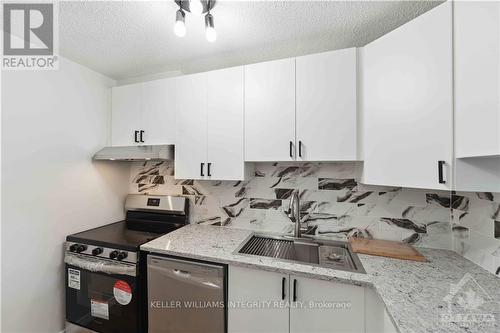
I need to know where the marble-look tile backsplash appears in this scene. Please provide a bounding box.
[129,161,500,275]
[130,161,454,248]
[452,192,500,275]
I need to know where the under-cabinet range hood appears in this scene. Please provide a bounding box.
[93,145,174,161]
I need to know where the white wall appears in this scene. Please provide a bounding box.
[1,57,130,332]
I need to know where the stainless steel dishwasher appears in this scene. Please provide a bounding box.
[147,255,226,333]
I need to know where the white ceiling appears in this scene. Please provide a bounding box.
[59,0,443,81]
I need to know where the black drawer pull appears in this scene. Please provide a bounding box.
[134,130,139,143]
[207,163,211,177]
[139,130,145,143]
[200,163,205,177]
[438,160,446,184]
[299,141,303,158]
[289,141,293,158]
[281,277,286,300]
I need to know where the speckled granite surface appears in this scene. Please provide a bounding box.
[141,224,500,333]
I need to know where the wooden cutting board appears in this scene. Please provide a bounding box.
[350,237,427,262]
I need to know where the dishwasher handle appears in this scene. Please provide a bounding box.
[148,255,224,283]
[173,269,192,278]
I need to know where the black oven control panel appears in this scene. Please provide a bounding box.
[66,242,137,264]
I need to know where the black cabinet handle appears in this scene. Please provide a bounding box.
[207,163,211,177]
[200,163,205,177]
[134,130,139,143]
[289,141,293,158]
[438,160,446,184]
[281,277,286,300]
[139,130,145,143]
[293,279,297,302]
[299,141,303,158]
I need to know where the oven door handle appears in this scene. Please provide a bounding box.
[65,253,137,277]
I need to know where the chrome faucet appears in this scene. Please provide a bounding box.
[288,190,302,238]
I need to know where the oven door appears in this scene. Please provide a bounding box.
[65,253,140,333]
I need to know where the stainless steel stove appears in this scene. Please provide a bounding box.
[65,194,188,333]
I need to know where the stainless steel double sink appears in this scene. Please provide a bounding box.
[235,234,366,274]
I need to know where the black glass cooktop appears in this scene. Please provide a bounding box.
[66,221,177,252]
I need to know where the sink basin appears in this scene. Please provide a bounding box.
[236,234,365,274]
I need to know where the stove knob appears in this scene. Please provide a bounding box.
[92,247,103,256]
[69,244,79,252]
[76,245,87,253]
[117,252,128,261]
[109,250,119,260]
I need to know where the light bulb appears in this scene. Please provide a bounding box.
[174,9,186,37]
[206,26,216,42]
[190,0,203,15]
[174,21,186,37]
[205,13,216,42]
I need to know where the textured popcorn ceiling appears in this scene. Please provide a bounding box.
[59,0,443,80]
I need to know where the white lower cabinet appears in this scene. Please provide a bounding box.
[364,288,397,333]
[228,266,289,333]
[228,266,367,333]
[289,276,365,333]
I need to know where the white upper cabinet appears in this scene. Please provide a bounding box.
[141,79,176,146]
[361,2,453,190]
[175,67,248,180]
[207,67,246,180]
[111,78,176,146]
[245,50,358,162]
[245,58,296,161]
[296,48,358,161]
[454,1,500,158]
[453,1,500,192]
[111,84,142,146]
[175,73,208,180]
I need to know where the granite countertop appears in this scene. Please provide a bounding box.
[141,224,500,333]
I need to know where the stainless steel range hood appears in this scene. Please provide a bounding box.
[93,145,174,161]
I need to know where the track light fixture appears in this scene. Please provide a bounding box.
[190,0,203,16]
[174,0,217,42]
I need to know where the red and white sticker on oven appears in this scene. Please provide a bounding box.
[113,280,132,305]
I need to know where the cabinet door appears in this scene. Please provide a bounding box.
[454,1,500,158]
[175,73,208,180]
[296,48,357,161]
[111,84,141,146]
[141,78,176,145]
[228,266,289,333]
[361,2,452,189]
[245,58,296,161]
[289,276,365,333]
[207,67,245,180]
[365,288,398,333]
